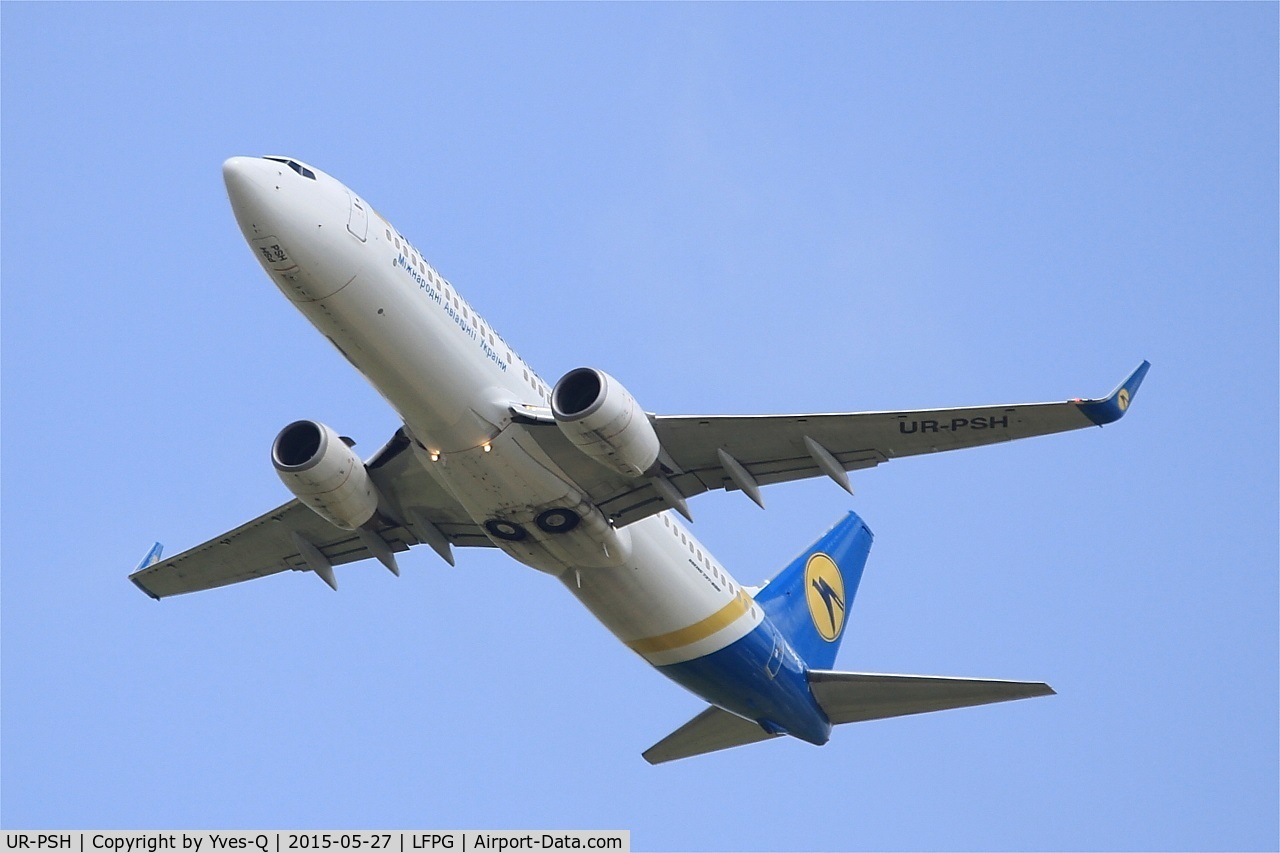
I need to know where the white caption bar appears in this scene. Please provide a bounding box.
[1,833,629,853]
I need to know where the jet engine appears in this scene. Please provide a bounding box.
[272,419,379,530]
[551,368,660,477]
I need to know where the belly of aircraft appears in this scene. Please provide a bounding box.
[409,426,765,676]
[296,243,788,721]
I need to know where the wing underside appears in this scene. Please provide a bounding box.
[129,429,490,599]
[131,363,1147,598]
[521,361,1150,527]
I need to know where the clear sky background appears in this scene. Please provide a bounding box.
[2,4,1276,851]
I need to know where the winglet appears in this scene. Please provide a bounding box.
[134,542,164,572]
[1078,360,1150,426]
[130,543,165,601]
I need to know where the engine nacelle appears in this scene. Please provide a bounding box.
[272,420,379,530]
[551,368,660,477]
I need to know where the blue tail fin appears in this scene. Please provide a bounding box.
[754,511,873,670]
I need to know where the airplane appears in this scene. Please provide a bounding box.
[129,156,1149,763]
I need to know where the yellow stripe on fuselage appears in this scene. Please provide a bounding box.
[625,589,753,655]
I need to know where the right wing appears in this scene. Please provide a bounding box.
[129,428,490,599]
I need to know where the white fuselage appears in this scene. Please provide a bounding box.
[223,157,764,669]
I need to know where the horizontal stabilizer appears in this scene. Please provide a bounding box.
[642,705,775,765]
[808,670,1054,724]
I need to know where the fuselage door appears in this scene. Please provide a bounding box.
[765,626,784,678]
[347,193,368,242]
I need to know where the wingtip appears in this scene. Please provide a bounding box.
[130,575,162,601]
[128,542,165,598]
[132,541,164,573]
[1124,360,1152,397]
[1078,360,1150,426]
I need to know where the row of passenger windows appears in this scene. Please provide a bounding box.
[387,227,493,334]
[524,370,549,403]
[659,513,734,591]
[384,226,548,401]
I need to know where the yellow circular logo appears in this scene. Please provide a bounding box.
[1117,388,1131,411]
[804,553,847,642]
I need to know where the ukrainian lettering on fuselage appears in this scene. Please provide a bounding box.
[394,253,508,373]
[898,414,1010,434]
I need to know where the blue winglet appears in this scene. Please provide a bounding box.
[130,542,165,601]
[134,542,163,572]
[1078,361,1150,426]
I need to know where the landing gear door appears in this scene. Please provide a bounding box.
[347,193,368,242]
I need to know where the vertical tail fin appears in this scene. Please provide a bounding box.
[753,511,872,670]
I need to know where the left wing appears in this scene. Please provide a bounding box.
[129,429,491,599]
[519,362,1150,525]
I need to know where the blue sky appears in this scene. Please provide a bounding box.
[2,4,1276,850]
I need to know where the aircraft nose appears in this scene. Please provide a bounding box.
[222,156,270,208]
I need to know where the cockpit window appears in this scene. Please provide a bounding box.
[263,156,316,180]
